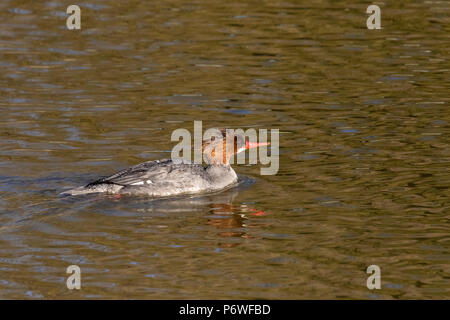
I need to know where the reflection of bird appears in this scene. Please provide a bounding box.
[130,180,265,243]
[62,130,268,197]
[206,203,247,239]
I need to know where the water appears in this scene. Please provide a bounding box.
[0,0,449,299]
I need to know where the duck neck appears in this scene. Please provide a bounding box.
[202,145,232,165]
[205,163,238,187]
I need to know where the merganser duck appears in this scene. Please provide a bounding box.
[62,130,268,197]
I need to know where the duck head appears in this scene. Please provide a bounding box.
[202,129,269,165]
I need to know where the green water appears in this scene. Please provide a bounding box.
[0,0,448,299]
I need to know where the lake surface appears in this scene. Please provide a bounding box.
[0,0,449,299]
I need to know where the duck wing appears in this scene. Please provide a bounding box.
[86,159,177,187]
